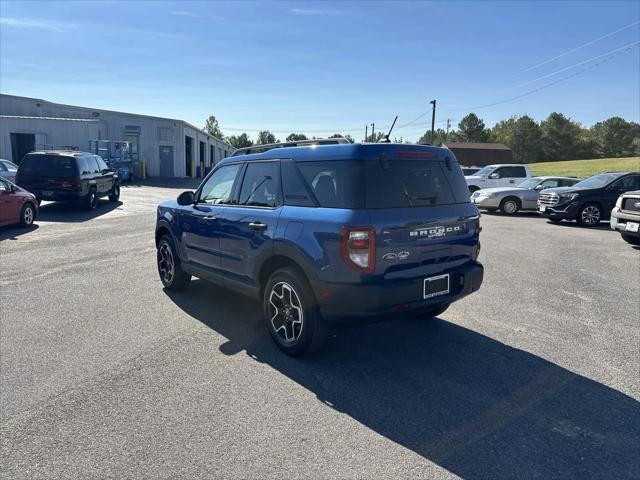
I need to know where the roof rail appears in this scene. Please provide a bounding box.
[231,137,350,157]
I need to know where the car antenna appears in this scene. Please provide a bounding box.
[377,116,398,143]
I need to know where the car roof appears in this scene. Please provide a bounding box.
[533,176,580,180]
[26,150,91,157]
[219,143,453,165]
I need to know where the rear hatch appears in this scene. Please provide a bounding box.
[363,156,480,279]
[17,154,79,191]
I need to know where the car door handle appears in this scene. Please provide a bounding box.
[249,221,268,231]
[509,180,515,183]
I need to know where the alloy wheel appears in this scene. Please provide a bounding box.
[503,200,518,214]
[581,206,600,225]
[157,242,175,284]
[23,206,34,225]
[269,282,304,343]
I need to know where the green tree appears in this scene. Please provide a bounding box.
[457,113,490,143]
[418,128,449,146]
[286,133,307,141]
[256,130,278,145]
[204,115,224,140]
[329,133,354,143]
[502,116,543,163]
[540,112,586,161]
[590,117,640,157]
[227,133,253,149]
[365,132,386,142]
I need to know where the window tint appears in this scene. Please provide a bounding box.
[540,179,560,189]
[19,154,80,178]
[281,160,315,207]
[199,164,241,204]
[561,179,578,187]
[87,156,100,174]
[611,175,640,191]
[297,161,363,208]
[1,161,17,172]
[96,156,109,171]
[238,162,280,207]
[496,166,527,178]
[76,157,90,175]
[365,160,458,208]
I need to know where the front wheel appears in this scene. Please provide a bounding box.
[109,183,120,202]
[19,203,36,227]
[263,267,329,356]
[157,235,191,291]
[577,203,602,227]
[500,197,520,215]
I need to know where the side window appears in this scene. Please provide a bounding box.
[0,177,9,190]
[238,162,280,207]
[76,157,89,175]
[612,175,640,192]
[540,179,560,189]
[281,160,315,207]
[562,179,578,187]
[491,167,508,178]
[0,162,6,171]
[198,164,242,204]
[512,166,527,178]
[96,156,109,172]
[88,156,100,174]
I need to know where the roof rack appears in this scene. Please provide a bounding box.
[231,137,350,157]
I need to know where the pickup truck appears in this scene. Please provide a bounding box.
[465,164,532,193]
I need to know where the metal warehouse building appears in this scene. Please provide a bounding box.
[0,94,234,178]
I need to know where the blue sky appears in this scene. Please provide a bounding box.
[1,1,638,141]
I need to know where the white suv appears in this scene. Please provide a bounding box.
[465,164,532,193]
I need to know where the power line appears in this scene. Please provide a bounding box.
[441,41,639,112]
[508,20,640,78]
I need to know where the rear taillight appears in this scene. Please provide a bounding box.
[61,177,81,189]
[340,227,375,273]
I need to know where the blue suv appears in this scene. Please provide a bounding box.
[155,142,483,355]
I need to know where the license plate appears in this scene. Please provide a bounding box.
[625,222,639,232]
[423,274,450,299]
[42,190,54,197]
[539,205,546,212]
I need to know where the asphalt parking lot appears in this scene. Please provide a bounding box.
[1,183,639,479]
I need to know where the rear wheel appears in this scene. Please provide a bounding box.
[157,235,191,291]
[263,267,329,356]
[84,187,97,210]
[500,197,520,215]
[621,234,640,246]
[108,183,120,202]
[577,203,602,227]
[19,203,35,227]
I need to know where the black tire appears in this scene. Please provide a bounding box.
[577,203,602,227]
[84,187,98,210]
[416,302,450,319]
[108,183,120,202]
[548,218,563,223]
[263,266,329,356]
[157,235,191,291]
[500,197,520,215]
[485,207,498,213]
[19,202,36,227]
[621,234,640,246]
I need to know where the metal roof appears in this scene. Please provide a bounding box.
[0,115,100,122]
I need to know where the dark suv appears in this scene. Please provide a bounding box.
[155,143,484,355]
[16,151,120,210]
[538,172,640,227]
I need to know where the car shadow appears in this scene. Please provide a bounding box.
[481,210,540,219]
[37,199,123,223]
[165,280,640,479]
[0,224,39,241]
[547,220,613,231]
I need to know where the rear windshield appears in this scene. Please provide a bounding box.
[289,159,469,208]
[19,154,79,178]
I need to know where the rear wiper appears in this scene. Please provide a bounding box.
[400,181,413,206]
[414,195,438,204]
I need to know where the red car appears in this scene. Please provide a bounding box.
[0,177,38,227]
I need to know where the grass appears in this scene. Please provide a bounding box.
[528,156,640,178]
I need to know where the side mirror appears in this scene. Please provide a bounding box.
[177,191,195,205]
[489,173,499,179]
[534,184,544,190]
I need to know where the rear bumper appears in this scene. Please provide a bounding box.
[537,202,578,221]
[30,189,84,201]
[311,261,484,324]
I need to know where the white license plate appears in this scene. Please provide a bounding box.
[42,190,54,197]
[423,274,450,299]
[625,222,639,232]
[539,205,546,212]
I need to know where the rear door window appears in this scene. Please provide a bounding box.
[281,160,315,207]
[238,162,280,207]
[96,156,109,172]
[19,154,79,177]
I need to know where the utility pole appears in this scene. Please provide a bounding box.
[430,100,436,145]
[371,123,375,142]
[365,125,368,142]
[445,118,451,142]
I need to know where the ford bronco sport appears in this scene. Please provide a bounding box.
[155,142,483,355]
